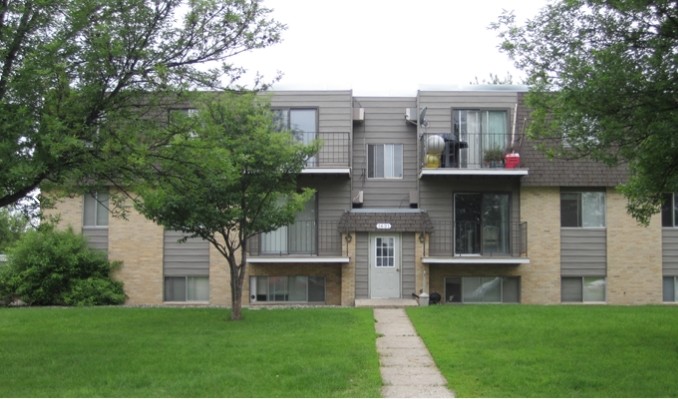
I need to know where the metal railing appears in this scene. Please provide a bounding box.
[248,219,342,256]
[428,219,527,257]
[295,132,350,169]
[420,132,521,170]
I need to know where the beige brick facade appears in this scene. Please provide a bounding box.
[108,197,164,305]
[606,189,663,304]
[519,186,562,304]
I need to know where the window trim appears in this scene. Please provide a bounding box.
[560,188,606,228]
[163,275,210,303]
[367,143,404,179]
[249,275,326,304]
[661,193,678,228]
[444,276,520,304]
[83,190,109,227]
[561,276,607,303]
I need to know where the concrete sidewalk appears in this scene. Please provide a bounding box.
[374,308,455,398]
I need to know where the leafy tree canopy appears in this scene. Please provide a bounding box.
[134,92,317,320]
[493,0,678,224]
[0,0,284,210]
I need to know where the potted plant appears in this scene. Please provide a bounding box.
[483,148,504,168]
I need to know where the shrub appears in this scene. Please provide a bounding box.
[0,226,125,306]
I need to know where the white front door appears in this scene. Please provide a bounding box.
[369,234,401,298]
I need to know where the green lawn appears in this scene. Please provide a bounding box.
[408,305,678,398]
[0,307,382,397]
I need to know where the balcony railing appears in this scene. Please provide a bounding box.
[295,132,350,169]
[420,132,521,170]
[428,219,527,258]
[248,219,342,257]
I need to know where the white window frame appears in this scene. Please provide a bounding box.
[561,190,606,228]
[249,275,326,303]
[561,276,607,303]
[367,143,403,179]
[83,190,109,227]
[663,276,678,302]
[163,275,209,302]
[444,276,520,304]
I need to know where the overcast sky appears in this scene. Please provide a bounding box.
[230,0,548,96]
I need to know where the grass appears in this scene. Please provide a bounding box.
[408,305,678,398]
[0,307,382,397]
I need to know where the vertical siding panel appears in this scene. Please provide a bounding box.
[352,97,418,208]
[401,233,415,296]
[355,233,369,298]
[83,227,108,253]
[662,229,678,275]
[164,230,210,276]
[560,229,607,276]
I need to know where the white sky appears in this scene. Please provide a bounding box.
[230,0,548,96]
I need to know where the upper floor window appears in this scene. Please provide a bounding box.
[561,190,605,228]
[453,109,508,168]
[272,108,317,140]
[368,144,403,179]
[454,193,510,255]
[83,189,109,227]
[260,194,317,255]
[661,193,678,227]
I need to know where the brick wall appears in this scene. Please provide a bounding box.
[108,197,164,305]
[606,189,663,304]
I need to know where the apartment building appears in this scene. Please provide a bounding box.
[50,87,677,306]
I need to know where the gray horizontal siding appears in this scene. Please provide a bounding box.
[355,233,369,299]
[268,91,353,132]
[352,97,418,208]
[561,228,607,276]
[402,233,415,297]
[83,227,108,253]
[164,230,209,276]
[418,91,519,135]
[662,229,678,275]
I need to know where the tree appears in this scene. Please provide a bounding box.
[493,0,678,224]
[0,208,31,251]
[0,0,284,210]
[134,92,317,320]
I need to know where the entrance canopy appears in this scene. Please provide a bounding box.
[338,208,434,233]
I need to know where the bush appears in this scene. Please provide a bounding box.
[0,226,125,306]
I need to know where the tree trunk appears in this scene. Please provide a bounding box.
[229,263,243,321]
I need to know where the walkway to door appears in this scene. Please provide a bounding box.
[373,307,455,398]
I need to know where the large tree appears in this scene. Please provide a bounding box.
[134,92,317,320]
[493,0,678,224]
[0,0,284,209]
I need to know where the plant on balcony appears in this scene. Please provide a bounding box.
[484,148,505,168]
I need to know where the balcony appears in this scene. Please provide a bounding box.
[247,219,348,263]
[297,132,351,174]
[419,133,528,177]
[423,219,529,265]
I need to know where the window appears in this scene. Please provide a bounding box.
[260,195,316,255]
[454,193,510,255]
[453,109,508,168]
[561,190,605,227]
[561,276,606,302]
[250,276,325,303]
[273,108,317,166]
[368,144,403,178]
[664,276,678,302]
[445,276,519,303]
[164,276,209,302]
[375,237,395,267]
[661,194,678,227]
[83,190,109,227]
